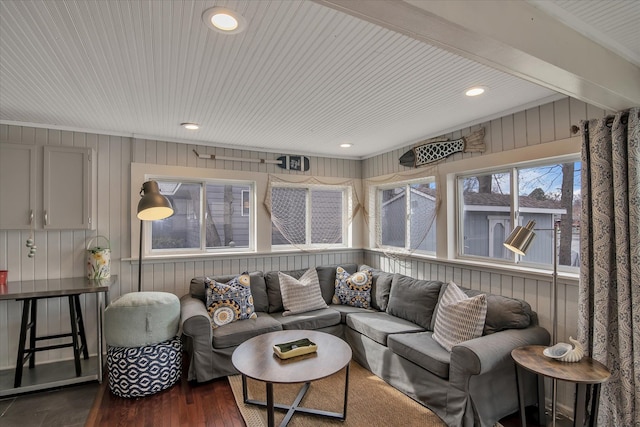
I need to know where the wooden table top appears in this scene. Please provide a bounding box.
[0,276,116,301]
[512,345,610,384]
[232,330,351,384]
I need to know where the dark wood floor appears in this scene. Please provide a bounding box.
[87,372,245,426]
[84,354,544,427]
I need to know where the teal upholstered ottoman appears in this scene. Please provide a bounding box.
[105,291,182,398]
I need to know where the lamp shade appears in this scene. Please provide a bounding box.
[503,220,537,256]
[137,181,174,221]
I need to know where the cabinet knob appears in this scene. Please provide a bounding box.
[44,210,49,226]
[29,210,34,225]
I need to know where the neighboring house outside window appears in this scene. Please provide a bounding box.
[458,159,581,269]
[149,179,254,255]
[377,179,437,254]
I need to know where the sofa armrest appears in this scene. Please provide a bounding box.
[181,294,212,338]
[451,325,550,376]
[180,294,215,382]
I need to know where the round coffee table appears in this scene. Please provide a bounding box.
[232,330,352,427]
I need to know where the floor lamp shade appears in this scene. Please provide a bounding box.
[503,220,537,255]
[137,180,174,291]
[137,181,174,220]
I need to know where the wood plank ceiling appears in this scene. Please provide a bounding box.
[0,0,637,159]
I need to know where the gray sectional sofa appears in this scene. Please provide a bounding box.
[180,264,550,427]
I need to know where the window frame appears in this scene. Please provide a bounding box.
[455,155,581,272]
[374,176,437,255]
[270,182,352,250]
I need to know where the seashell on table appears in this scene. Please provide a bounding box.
[543,336,584,362]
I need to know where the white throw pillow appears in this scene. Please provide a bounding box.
[433,281,487,352]
[279,268,328,316]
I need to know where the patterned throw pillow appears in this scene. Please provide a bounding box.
[205,273,257,329]
[332,266,373,308]
[433,281,487,352]
[278,268,328,316]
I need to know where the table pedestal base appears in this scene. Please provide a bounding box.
[241,364,349,427]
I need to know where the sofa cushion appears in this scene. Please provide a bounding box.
[347,312,425,346]
[205,274,258,329]
[279,268,328,316]
[360,265,393,311]
[265,264,358,312]
[464,289,533,334]
[266,268,306,313]
[273,308,341,330]
[212,312,282,349]
[386,274,443,330]
[433,282,487,352]
[330,303,373,322]
[190,272,269,313]
[388,332,451,379]
[332,266,373,308]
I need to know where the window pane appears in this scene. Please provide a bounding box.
[205,184,251,249]
[409,182,437,251]
[152,181,201,250]
[380,186,406,248]
[311,189,343,244]
[460,172,511,259]
[517,162,581,267]
[271,187,306,245]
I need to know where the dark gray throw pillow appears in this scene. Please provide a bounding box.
[386,274,444,329]
[359,264,393,311]
[464,289,533,334]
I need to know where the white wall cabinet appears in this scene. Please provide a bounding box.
[0,143,96,230]
[0,143,37,229]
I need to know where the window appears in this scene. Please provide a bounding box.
[271,185,349,247]
[377,179,437,254]
[149,179,254,254]
[458,158,581,268]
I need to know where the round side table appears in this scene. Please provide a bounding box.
[511,345,610,427]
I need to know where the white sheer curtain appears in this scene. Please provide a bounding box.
[578,107,639,425]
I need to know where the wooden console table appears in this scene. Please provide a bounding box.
[512,345,610,427]
[0,276,116,396]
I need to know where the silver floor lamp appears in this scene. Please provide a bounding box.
[504,219,561,426]
[137,180,174,292]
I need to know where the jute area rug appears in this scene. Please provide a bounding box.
[228,361,446,427]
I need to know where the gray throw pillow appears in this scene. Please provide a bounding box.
[386,274,443,329]
[279,268,328,316]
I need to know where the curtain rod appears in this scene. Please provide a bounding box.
[571,110,637,134]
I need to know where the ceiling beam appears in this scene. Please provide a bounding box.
[314,0,640,111]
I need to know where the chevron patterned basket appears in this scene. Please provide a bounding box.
[107,336,182,398]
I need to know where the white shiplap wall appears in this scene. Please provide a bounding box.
[0,125,362,371]
[0,96,608,413]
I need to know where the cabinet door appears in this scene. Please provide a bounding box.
[43,146,95,230]
[0,143,37,229]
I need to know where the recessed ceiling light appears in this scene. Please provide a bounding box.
[202,7,246,34]
[465,87,486,97]
[340,143,353,148]
[181,122,199,130]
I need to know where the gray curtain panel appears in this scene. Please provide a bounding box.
[578,107,639,426]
